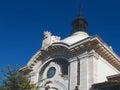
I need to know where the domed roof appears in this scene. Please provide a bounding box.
[62,31,89,45]
[62,10,89,45]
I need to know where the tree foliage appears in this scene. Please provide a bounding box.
[0,65,37,90]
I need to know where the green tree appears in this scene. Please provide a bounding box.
[0,65,38,90]
[0,87,4,90]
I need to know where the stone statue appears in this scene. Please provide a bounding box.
[41,31,61,50]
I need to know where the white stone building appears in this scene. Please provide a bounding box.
[20,13,120,90]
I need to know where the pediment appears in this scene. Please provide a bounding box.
[20,35,120,74]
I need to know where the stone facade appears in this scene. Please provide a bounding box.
[20,15,120,90]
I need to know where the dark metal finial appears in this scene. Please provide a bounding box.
[71,2,88,35]
[78,4,82,17]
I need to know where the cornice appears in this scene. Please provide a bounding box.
[19,65,33,74]
[94,39,120,71]
[20,43,71,73]
[20,35,120,73]
[65,35,120,71]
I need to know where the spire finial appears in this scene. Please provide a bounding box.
[78,4,82,17]
[71,4,88,34]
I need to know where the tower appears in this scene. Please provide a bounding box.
[20,11,120,90]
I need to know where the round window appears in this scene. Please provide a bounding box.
[47,67,56,78]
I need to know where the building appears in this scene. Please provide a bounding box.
[20,12,120,90]
[92,74,120,90]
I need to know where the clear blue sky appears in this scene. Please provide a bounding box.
[0,0,120,70]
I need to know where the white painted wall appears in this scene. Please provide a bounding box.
[69,60,77,90]
[97,57,119,83]
[80,57,88,90]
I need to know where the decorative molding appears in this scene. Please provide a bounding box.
[19,65,33,74]
[20,35,120,73]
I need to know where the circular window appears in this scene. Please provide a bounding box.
[47,67,56,78]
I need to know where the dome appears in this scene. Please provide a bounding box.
[62,9,89,45]
[62,31,89,45]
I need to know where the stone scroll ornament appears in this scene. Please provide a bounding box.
[41,31,61,50]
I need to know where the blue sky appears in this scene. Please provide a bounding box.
[0,0,120,70]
